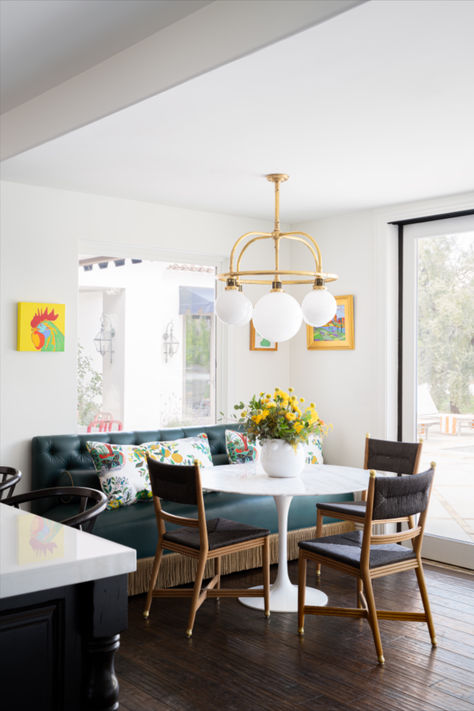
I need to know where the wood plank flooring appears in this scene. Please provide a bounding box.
[117,561,474,711]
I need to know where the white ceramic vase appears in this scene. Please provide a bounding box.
[260,439,305,478]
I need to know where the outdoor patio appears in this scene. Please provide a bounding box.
[418,423,474,544]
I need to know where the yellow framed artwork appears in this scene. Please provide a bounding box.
[250,320,278,351]
[17,302,65,352]
[306,295,354,350]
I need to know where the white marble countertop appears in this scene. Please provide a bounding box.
[201,462,369,497]
[0,503,136,600]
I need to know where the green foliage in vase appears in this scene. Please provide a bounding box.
[234,388,330,446]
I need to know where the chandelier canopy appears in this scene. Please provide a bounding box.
[215,174,338,342]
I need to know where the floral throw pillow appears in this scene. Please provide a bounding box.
[86,441,152,509]
[306,435,324,465]
[143,433,214,469]
[225,429,258,464]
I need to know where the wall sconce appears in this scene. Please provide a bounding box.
[94,314,115,363]
[162,321,179,363]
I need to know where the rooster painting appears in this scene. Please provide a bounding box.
[30,308,64,351]
[17,302,66,352]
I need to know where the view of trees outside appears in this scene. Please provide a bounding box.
[77,342,103,426]
[183,314,212,422]
[417,232,474,414]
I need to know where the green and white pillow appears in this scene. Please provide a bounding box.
[143,433,214,469]
[86,441,152,509]
[225,429,258,464]
[305,435,324,465]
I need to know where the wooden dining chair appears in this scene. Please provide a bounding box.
[315,434,423,573]
[298,464,436,664]
[143,457,271,637]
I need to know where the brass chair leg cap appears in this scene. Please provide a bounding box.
[298,627,304,636]
[378,655,385,665]
[143,611,150,619]
[264,611,271,618]
[432,637,438,647]
[185,629,193,638]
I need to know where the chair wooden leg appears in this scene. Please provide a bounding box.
[415,564,437,646]
[357,578,363,609]
[186,553,208,638]
[143,544,163,619]
[214,556,221,597]
[362,573,385,664]
[262,536,270,618]
[315,510,323,576]
[298,551,307,635]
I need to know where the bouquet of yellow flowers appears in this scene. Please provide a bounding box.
[234,388,330,447]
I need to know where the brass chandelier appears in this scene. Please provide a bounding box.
[215,174,338,342]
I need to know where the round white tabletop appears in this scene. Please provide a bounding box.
[201,462,369,613]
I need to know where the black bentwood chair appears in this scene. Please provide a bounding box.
[144,457,270,637]
[4,486,107,533]
[0,466,22,500]
[315,435,423,573]
[298,465,436,665]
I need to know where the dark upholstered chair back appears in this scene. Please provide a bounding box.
[365,437,422,476]
[147,457,199,506]
[372,467,435,520]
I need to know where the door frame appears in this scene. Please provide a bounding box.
[397,213,474,569]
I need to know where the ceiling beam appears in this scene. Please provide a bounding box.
[0,0,364,161]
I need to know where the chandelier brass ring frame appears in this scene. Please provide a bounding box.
[217,174,338,289]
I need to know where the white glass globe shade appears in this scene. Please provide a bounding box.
[301,288,337,327]
[252,291,302,342]
[215,289,253,326]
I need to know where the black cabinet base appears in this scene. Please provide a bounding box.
[0,575,128,711]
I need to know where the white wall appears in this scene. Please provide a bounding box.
[289,210,380,466]
[2,179,473,490]
[0,180,290,490]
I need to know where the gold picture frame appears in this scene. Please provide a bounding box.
[250,320,278,351]
[306,295,354,350]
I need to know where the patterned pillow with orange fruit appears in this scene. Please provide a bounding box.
[142,434,214,469]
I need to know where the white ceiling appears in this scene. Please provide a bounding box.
[1,0,474,222]
[0,0,211,113]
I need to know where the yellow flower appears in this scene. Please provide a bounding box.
[310,402,315,408]
[241,410,247,417]
[266,393,271,399]
[294,422,304,434]
[260,392,264,396]
[288,387,294,393]
[300,397,305,403]
[261,409,270,419]
[285,412,296,422]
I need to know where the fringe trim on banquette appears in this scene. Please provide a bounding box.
[128,520,353,596]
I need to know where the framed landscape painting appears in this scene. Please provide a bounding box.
[306,295,354,350]
[250,320,278,351]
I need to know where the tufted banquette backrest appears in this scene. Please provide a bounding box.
[31,424,239,514]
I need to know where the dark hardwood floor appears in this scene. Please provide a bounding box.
[117,561,474,711]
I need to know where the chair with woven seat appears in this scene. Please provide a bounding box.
[144,457,270,637]
[3,486,107,532]
[315,434,423,572]
[298,464,436,664]
[0,466,22,500]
